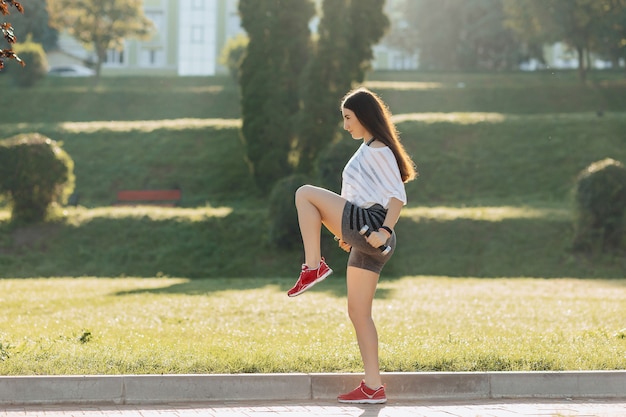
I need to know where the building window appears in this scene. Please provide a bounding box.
[191,26,204,43]
[192,0,204,10]
[140,48,164,67]
[104,49,125,66]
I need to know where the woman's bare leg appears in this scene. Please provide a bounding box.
[295,185,346,267]
[346,266,382,389]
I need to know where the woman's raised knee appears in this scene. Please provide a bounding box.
[295,184,315,205]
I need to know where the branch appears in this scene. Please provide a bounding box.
[1,21,16,43]
[0,0,24,15]
[0,0,25,68]
[0,48,24,69]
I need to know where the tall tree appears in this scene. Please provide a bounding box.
[502,0,623,80]
[588,0,626,68]
[408,0,462,70]
[384,0,419,58]
[47,0,153,80]
[238,0,315,192]
[457,0,527,70]
[294,0,389,175]
[391,0,523,71]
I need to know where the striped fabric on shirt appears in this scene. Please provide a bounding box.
[341,143,407,209]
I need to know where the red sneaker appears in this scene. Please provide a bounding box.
[287,258,332,297]
[337,380,387,404]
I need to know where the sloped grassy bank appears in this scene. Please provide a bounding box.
[1,114,625,279]
[1,201,624,279]
[1,73,625,279]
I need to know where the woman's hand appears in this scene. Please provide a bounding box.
[335,236,352,253]
[366,230,389,248]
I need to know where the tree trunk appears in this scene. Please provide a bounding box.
[95,44,106,85]
[577,45,586,82]
[611,55,619,69]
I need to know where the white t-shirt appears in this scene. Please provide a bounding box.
[341,143,407,209]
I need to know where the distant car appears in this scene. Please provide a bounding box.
[48,65,95,77]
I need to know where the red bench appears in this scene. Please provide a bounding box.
[116,189,182,206]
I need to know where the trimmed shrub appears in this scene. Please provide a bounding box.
[9,36,47,88]
[0,133,75,224]
[267,174,310,249]
[572,158,626,253]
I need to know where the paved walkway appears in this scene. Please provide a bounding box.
[2,399,626,417]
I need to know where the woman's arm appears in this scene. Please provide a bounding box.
[366,197,404,248]
[383,197,403,230]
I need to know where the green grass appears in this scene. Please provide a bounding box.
[0,276,624,375]
[399,113,626,204]
[0,75,241,122]
[1,203,624,280]
[0,70,625,374]
[1,119,256,208]
[3,112,625,208]
[2,70,626,124]
[366,70,626,114]
[1,111,624,279]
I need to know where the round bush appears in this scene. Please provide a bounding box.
[573,158,626,252]
[267,174,310,249]
[10,37,47,88]
[0,133,75,223]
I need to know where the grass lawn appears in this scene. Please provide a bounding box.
[0,276,624,375]
[0,71,625,374]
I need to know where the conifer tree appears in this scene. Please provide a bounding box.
[238,0,315,192]
[294,0,388,175]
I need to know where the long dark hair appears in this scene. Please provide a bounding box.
[341,87,417,183]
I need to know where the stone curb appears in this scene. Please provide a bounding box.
[1,371,625,405]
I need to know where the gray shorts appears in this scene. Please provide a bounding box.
[341,201,396,274]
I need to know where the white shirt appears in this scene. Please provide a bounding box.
[341,143,407,209]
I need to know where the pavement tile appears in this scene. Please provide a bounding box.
[2,400,626,417]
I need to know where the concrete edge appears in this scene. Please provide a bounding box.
[0,371,624,405]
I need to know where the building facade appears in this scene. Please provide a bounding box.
[105,0,242,76]
[53,0,413,77]
[57,0,614,76]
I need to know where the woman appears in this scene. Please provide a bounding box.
[287,87,417,404]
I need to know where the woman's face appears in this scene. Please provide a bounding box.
[342,107,371,141]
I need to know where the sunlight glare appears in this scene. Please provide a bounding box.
[402,206,569,222]
[392,112,506,124]
[364,81,444,90]
[58,118,241,133]
[65,206,233,225]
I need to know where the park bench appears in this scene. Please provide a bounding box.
[115,189,182,207]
